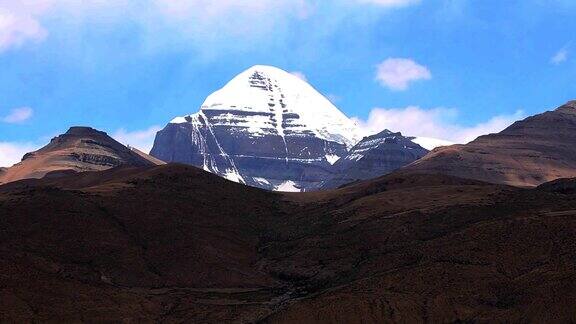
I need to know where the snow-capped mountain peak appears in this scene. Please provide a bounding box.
[171,65,362,148]
[152,65,366,191]
[151,65,440,191]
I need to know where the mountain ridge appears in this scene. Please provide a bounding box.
[402,100,576,187]
[0,126,163,185]
[322,129,429,189]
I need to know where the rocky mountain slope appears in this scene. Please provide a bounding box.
[0,127,163,184]
[150,65,366,192]
[2,164,576,322]
[403,101,576,187]
[322,130,429,189]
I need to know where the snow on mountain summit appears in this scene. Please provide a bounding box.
[152,65,367,191]
[170,65,363,148]
[151,65,436,191]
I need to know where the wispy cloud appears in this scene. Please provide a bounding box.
[355,0,420,7]
[551,47,569,65]
[112,125,162,154]
[0,141,39,167]
[375,58,432,91]
[0,0,421,55]
[353,106,524,144]
[0,3,48,52]
[2,107,33,123]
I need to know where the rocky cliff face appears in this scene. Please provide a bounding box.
[0,126,163,184]
[403,101,576,187]
[322,130,429,189]
[151,65,363,191]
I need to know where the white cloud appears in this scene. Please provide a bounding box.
[0,0,421,55]
[149,0,313,47]
[112,125,162,154]
[355,0,420,7]
[0,5,47,52]
[411,137,454,150]
[152,0,312,20]
[375,58,432,91]
[2,107,33,123]
[0,0,311,54]
[353,106,525,144]
[290,71,308,82]
[0,141,39,167]
[551,47,569,65]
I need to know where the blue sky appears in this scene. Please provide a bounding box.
[1,0,575,166]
